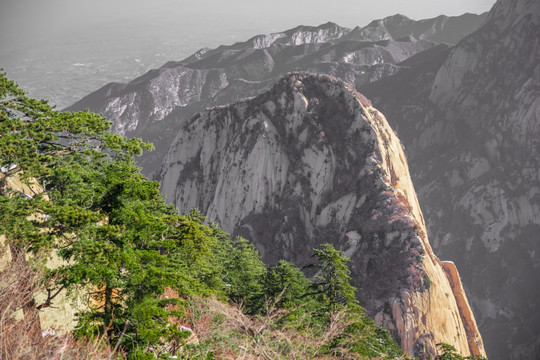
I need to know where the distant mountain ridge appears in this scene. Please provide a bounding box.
[68,12,487,177]
[345,13,488,43]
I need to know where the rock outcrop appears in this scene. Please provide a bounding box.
[158,73,486,358]
[442,261,484,357]
[361,0,539,358]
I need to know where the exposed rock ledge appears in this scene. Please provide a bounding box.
[442,261,485,357]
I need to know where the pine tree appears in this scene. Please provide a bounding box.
[264,260,312,309]
[218,237,266,314]
[310,243,360,314]
[0,72,210,356]
[0,71,122,341]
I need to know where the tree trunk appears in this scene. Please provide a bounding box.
[0,166,21,196]
[104,285,114,340]
[0,173,8,196]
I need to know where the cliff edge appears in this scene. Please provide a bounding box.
[158,73,486,358]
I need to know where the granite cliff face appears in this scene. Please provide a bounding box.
[158,73,485,358]
[361,0,539,358]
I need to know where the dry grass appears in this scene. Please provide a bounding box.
[180,292,412,360]
[0,245,123,360]
[183,296,369,360]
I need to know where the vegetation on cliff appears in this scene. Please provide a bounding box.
[0,73,485,360]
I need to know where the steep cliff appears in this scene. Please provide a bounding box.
[361,0,539,358]
[158,73,485,358]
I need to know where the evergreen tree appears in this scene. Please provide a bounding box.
[436,343,487,360]
[0,72,131,341]
[0,72,207,356]
[310,243,360,314]
[219,237,266,314]
[52,157,187,354]
[264,260,312,309]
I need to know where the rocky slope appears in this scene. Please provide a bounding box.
[67,14,486,177]
[361,0,539,358]
[158,73,485,359]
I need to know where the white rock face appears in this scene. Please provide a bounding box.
[248,22,349,48]
[159,73,485,358]
[104,67,229,136]
[431,0,539,153]
[250,33,287,49]
[104,93,140,135]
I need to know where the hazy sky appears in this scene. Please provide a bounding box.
[1,0,496,46]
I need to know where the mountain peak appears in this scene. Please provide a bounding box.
[386,13,412,22]
[159,72,485,358]
[319,21,344,29]
[366,13,411,28]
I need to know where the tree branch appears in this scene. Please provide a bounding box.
[36,285,66,310]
